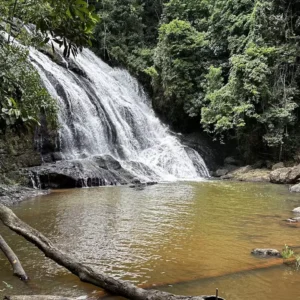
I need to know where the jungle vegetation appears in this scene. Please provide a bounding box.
[93,0,300,162]
[1,0,300,162]
[0,0,98,133]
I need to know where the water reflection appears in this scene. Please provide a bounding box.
[1,182,300,299]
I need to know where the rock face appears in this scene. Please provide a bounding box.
[179,132,229,171]
[251,248,281,257]
[0,132,43,186]
[26,155,142,189]
[0,184,48,206]
[270,164,300,184]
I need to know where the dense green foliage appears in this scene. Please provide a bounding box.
[0,0,98,134]
[0,43,57,133]
[93,0,300,161]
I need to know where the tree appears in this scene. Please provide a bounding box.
[0,0,98,134]
[150,19,209,127]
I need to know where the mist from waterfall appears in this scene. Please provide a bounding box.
[30,48,209,182]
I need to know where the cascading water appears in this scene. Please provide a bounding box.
[29,47,209,183]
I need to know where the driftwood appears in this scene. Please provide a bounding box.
[0,234,28,281]
[0,204,224,300]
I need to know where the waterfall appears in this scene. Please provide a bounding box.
[29,47,209,182]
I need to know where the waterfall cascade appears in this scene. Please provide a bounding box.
[29,47,209,186]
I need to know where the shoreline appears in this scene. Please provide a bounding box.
[0,175,293,208]
[0,184,49,206]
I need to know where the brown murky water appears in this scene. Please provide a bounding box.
[1,181,300,299]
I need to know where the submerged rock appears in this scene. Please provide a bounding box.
[251,248,281,257]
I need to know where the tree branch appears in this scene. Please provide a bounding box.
[0,204,223,300]
[0,234,28,281]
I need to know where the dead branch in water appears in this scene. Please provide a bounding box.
[0,234,28,281]
[0,204,224,300]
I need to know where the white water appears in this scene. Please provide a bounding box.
[29,48,209,181]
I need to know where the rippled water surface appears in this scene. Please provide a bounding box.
[1,181,300,299]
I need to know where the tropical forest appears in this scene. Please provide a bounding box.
[1,1,300,300]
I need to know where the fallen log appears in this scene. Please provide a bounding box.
[0,234,28,281]
[0,204,224,300]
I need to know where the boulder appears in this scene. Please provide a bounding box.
[286,217,300,223]
[272,162,285,171]
[270,164,300,184]
[215,168,229,177]
[51,152,63,161]
[292,207,300,213]
[131,178,142,185]
[251,248,281,257]
[222,167,270,182]
[26,156,137,189]
[290,183,300,193]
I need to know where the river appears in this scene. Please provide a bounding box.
[1,181,300,299]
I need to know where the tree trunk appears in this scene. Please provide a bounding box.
[0,204,223,300]
[0,234,28,281]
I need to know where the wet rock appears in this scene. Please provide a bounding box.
[26,156,138,189]
[215,168,229,177]
[0,184,48,206]
[272,162,285,171]
[52,152,63,161]
[222,167,270,182]
[129,181,158,189]
[131,178,142,185]
[221,165,252,180]
[179,132,226,172]
[270,164,300,184]
[68,60,88,78]
[292,207,300,213]
[251,248,281,257]
[146,181,158,186]
[290,183,300,193]
[93,155,122,170]
[286,217,300,223]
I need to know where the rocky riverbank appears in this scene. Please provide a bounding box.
[213,157,300,192]
[0,184,48,206]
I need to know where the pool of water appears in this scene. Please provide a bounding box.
[1,181,300,299]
